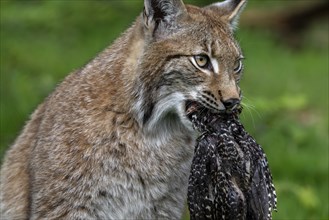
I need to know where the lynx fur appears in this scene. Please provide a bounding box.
[0,0,247,219]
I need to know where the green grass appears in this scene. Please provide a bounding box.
[237,28,328,219]
[1,1,328,219]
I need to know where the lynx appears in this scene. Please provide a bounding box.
[0,0,247,219]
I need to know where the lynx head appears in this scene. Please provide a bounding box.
[133,0,247,132]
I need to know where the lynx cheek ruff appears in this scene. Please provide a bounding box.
[186,102,277,220]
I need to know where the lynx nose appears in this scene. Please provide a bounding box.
[222,98,240,110]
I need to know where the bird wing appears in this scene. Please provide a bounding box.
[187,105,277,220]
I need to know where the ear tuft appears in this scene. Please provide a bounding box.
[143,0,186,37]
[205,0,247,30]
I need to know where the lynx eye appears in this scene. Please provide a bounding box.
[234,59,243,73]
[194,55,210,68]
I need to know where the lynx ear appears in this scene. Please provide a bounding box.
[143,0,187,38]
[205,0,247,30]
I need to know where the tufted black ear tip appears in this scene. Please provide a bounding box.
[204,0,247,30]
[143,0,187,37]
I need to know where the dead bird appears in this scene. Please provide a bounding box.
[186,102,277,220]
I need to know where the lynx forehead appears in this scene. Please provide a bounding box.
[0,0,247,219]
[135,3,246,131]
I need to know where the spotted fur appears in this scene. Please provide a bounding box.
[0,0,248,219]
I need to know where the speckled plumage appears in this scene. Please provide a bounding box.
[1,0,251,219]
[187,105,277,220]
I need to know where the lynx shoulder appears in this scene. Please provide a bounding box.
[0,0,247,219]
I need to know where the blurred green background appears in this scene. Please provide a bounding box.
[0,0,328,219]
